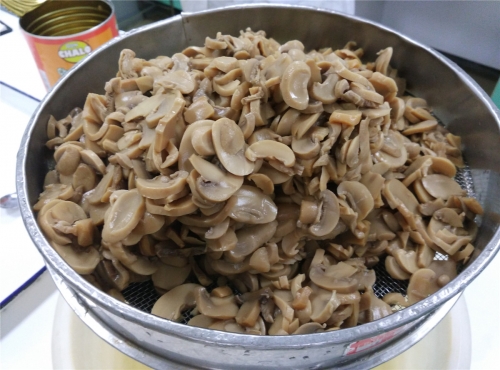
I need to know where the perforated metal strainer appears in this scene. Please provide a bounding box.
[17,5,500,369]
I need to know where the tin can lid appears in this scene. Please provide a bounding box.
[20,1,112,37]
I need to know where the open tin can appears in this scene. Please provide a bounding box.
[20,0,118,89]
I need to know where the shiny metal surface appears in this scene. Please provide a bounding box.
[16,4,500,369]
[0,193,18,209]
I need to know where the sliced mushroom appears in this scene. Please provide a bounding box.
[189,155,243,202]
[309,190,340,237]
[407,269,440,305]
[245,140,295,167]
[421,174,466,200]
[152,262,191,293]
[152,283,201,321]
[280,61,311,110]
[337,181,374,221]
[51,242,100,275]
[226,221,278,262]
[309,262,358,293]
[194,287,239,319]
[136,171,188,199]
[310,286,341,323]
[228,185,278,224]
[102,189,145,244]
[211,117,255,176]
[235,298,261,327]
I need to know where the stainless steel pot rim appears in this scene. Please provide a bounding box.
[17,3,500,349]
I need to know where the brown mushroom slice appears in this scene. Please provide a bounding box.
[433,208,464,228]
[292,322,326,335]
[328,110,362,127]
[407,269,441,305]
[152,262,191,293]
[80,149,106,174]
[228,185,278,224]
[268,314,290,336]
[309,190,340,237]
[310,74,338,104]
[245,140,295,167]
[280,61,311,110]
[402,119,438,136]
[235,299,261,328]
[38,200,88,245]
[178,120,214,173]
[51,242,100,275]
[33,184,75,211]
[310,287,341,324]
[102,189,145,244]
[417,243,435,268]
[188,314,217,329]
[247,173,274,195]
[189,155,243,202]
[70,164,96,193]
[309,262,358,293]
[54,144,81,176]
[385,256,411,280]
[393,249,419,274]
[368,72,398,99]
[226,221,278,263]
[136,171,188,199]
[96,256,130,291]
[190,125,215,157]
[152,283,201,321]
[428,260,457,282]
[383,178,420,216]
[194,287,239,320]
[211,117,254,176]
[382,292,408,307]
[205,217,230,240]
[421,174,466,200]
[291,130,321,160]
[248,247,271,273]
[358,289,393,323]
[337,181,374,221]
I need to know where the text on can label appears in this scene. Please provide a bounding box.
[58,41,92,63]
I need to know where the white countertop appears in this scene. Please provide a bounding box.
[0,6,499,370]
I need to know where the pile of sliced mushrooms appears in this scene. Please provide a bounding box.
[35,29,483,335]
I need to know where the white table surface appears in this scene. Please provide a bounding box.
[0,6,499,370]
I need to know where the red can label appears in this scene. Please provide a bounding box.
[22,13,118,89]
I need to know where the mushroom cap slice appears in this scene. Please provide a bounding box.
[421,174,465,200]
[310,287,341,324]
[228,185,278,224]
[194,287,239,320]
[235,299,261,327]
[309,262,358,293]
[136,171,188,199]
[178,120,214,173]
[337,181,374,221]
[383,178,420,215]
[226,221,278,262]
[189,155,243,202]
[51,242,100,275]
[152,262,192,292]
[246,140,296,167]
[407,269,440,305]
[309,190,340,237]
[280,61,311,110]
[212,117,255,176]
[38,200,88,245]
[152,283,201,321]
[102,189,145,244]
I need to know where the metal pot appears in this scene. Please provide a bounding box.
[17,4,500,369]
